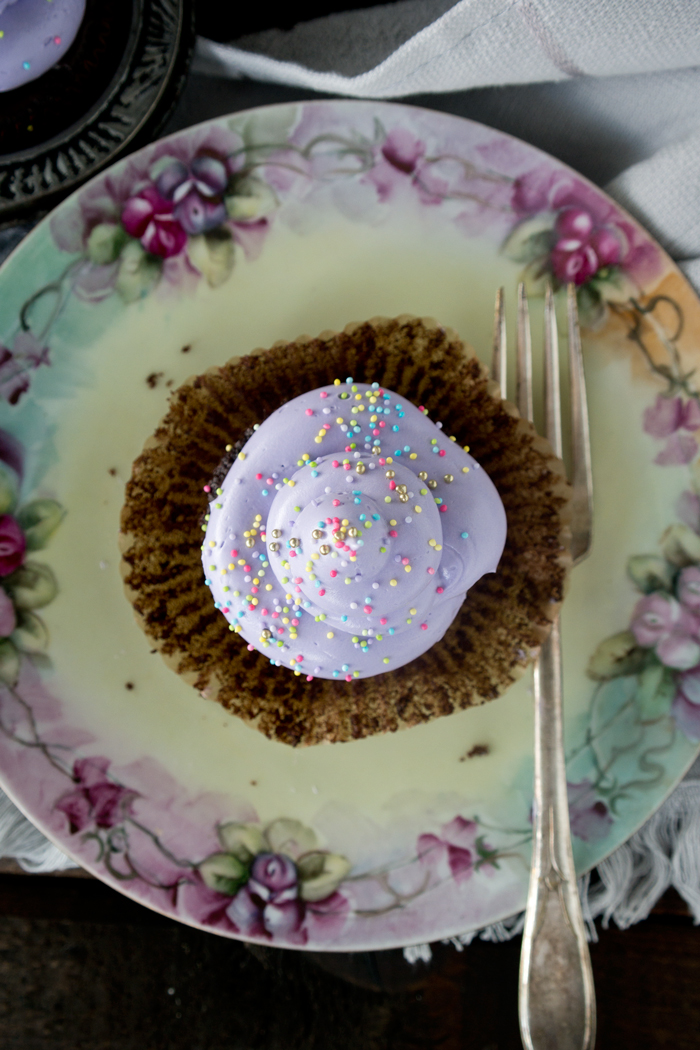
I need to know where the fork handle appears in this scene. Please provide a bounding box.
[518,620,596,1050]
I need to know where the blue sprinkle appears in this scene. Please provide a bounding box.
[352,489,361,494]
[342,664,349,672]
[341,615,348,622]
[398,411,405,418]
[214,602,221,609]
[317,521,325,527]
[359,513,366,521]
[371,381,379,388]
[432,446,439,454]
[237,611,245,618]
[394,450,402,456]
[311,470,318,478]
[314,580,321,588]
[333,670,339,678]
[346,377,353,384]
[372,514,380,521]
[354,497,361,504]
[389,628,395,635]
[392,425,399,432]
[461,531,469,539]
[304,601,311,608]
[205,579,211,586]
[261,489,268,496]
[23,61,30,70]
[404,446,410,452]
[373,438,381,445]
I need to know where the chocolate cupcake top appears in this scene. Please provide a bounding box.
[120,316,571,747]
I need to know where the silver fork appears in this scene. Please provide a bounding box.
[492,283,595,1050]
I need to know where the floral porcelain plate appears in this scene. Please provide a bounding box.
[0,100,699,951]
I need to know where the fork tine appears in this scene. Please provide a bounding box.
[516,283,534,422]
[567,283,593,565]
[491,287,507,399]
[543,283,563,459]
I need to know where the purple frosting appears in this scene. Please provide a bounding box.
[0,0,86,93]
[202,381,506,682]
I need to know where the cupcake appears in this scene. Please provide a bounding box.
[120,316,571,747]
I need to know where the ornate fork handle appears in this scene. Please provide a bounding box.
[518,620,596,1050]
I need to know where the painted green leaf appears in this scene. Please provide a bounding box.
[16,499,65,551]
[198,852,249,896]
[627,554,675,594]
[186,229,235,289]
[635,662,676,721]
[265,818,317,859]
[5,561,58,610]
[225,177,278,222]
[87,223,129,266]
[115,241,162,303]
[660,523,700,567]
[502,216,553,265]
[297,851,351,902]
[0,638,20,686]
[588,630,649,680]
[0,464,19,516]
[218,822,265,863]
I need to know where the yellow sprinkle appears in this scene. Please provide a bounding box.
[414,506,422,513]
[463,445,470,452]
[355,393,362,400]
[386,457,393,464]
[462,466,470,473]
[450,435,457,442]
[251,597,258,605]
[410,608,417,615]
[225,444,232,451]
[436,544,443,551]
[342,518,349,526]
[389,519,397,526]
[301,454,309,461]
[390,579,398,587]
[327,632,334,639]
[228,562,235,570]
[345,577,352,584]
[265,584,273,591]
[290,658,296,665]
[308,573,316,581]
[428,538,436,547]
[282,617,289,624]
[255,514,262,520]
[234,624,242,633]
[233,590,240,597]
[384,496,392,503]
[238,452,246,460]
[238,558,245,565]
[404,565,412,573]
[288,480,296,487]
[311,553,320,561]
[208,540,216,548]
[253,578,259,585]
[409,453,417,459]
[383,657,390,664]
[334,378,341,385]
[336,417,344,424]
[370,415,378,422]
[315,437,323,443]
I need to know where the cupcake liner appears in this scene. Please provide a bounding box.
[120,316,571,747]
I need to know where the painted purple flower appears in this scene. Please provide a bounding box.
[55,756,137,834]
[227,852,304,938]
[549,206,622,286]
[630,593,700,670]
[567,780,613,842]
[0,515,25,576]
[417,815,487,885]
[0,587,15,636]
[642,395,700,465]
[672,666,700,739]
[121,186,187,259]
[156,155,228,236]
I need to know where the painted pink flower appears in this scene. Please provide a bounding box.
[227,852,304,939]
[55,756,137,833]
[643,395,700,439]
[550,206,622,287]
[672,666,700,739]
[0,515,25,576]
[678,567,700,611]
[121,186,187,259]
[417,815,488,886]
[567,780,613,842]
[0,332,50,405]
[156,155,228,236]
[0,587,15,636]
[630,593,700,670]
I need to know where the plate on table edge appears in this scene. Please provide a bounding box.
[0,99,698,952]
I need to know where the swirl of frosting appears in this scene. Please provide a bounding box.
[201,381,506,682]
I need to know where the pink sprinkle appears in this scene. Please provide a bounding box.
[255,473,263,480]
[54,35,62,44]
[330,570,338,578]
[439,449,446,457]
[373,429,380,436]
[291,618,299,626]
[294,577,303,584]
[420,623,428,630]
[379,458,386,465]
[427,567,435,575]
[248,604,255,610]
[323,423,331,430]
[319,588,326,596]
[203,484,211,493]
[261,608,269,615]
[244,565,251,572]
[389,530,398,537]
[272,612,279,619]
[306,674,314,681]
[418,405,425,412]
[247,644,254,651]
[266,478,273,484]
[345,445,352,452]
[379,421,386,428]
[389,480,396,490]
[297,654,303,661]
[439,505,447,513]
[230,549,238,556]
[222,607,229,614]
[343,463,351,471]
[294,586,301,593]
[332,460,339,468]
[332,499,341,506]
[380,617,387,625]
[289,550,296,557]
[345,674,352,682]
[251,585,258,594]
[401,557,410,565]
[436,586,444,594]
[277,627,284,634]
[363,605,372,614]
[305,409,313,416]
[320,391,328,398]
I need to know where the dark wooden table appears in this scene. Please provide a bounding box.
[0,860,697,1049]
